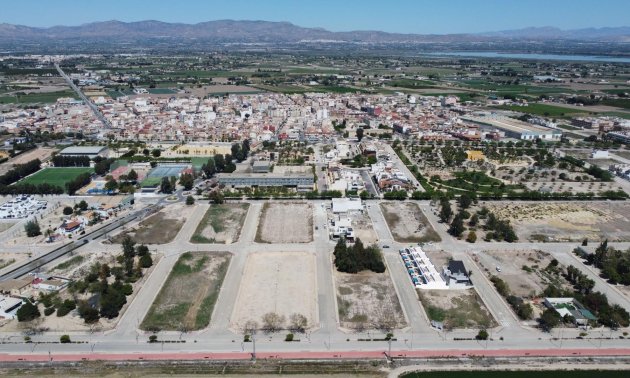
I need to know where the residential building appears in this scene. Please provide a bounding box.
[441,260,473,288]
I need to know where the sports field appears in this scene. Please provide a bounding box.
[18,167,93,189]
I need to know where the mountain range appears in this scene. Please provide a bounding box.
[0,20,629,43]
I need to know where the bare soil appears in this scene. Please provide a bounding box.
[191,203,249,244]
[335,269,406,331]
[230,252,318,331]
[417,289,497,330]
[112,205,189,244]
[255,202,313,243]
[486,202,630,242]
[380,202,441,243]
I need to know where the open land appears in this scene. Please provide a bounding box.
[335,269,406,331]
[230,252,318,331]
[111,204,189,244]
[255,202,313,243]
[380,202,441,243]
[191,203,249,244]
[142,252,231,331]
[475,249,564,298]
[485,202,630,242]
[417,289,497,330]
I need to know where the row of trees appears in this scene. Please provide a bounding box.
[52,155,90,167]
[333,238,385,274]
[589,240,630,285]
[65,172,92,195]
[0,159,40,185]
[201,153,236,177]
[231,140,250,163]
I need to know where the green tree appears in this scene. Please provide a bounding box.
[539,308,561,331]
[127,169,138,182]
[160,176,173,194]
[151,149,161,158]
[186,195,195,205]
[16,301,40,322]
[60,334,71,343]
[62,206,73,215]
[448,214,465,237]
[139,253,153,268]
[439,201,452,223]
[104,178,118,192]
[476,329,489,340]
[24,220,41,237]
[179,173,194,190]
[466,231,477,243]
[356,127,364,141]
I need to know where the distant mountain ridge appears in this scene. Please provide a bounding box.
[0,20,629,43]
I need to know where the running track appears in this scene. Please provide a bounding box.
[2,348,630,362]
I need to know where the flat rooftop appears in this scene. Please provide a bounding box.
[463,115,561,135]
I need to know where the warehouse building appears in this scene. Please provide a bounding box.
[463,114,562,141]
[59,146,109,159]
[217,172,314,191]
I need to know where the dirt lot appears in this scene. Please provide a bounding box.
[380,202,441,243]
[417,289,496,330]
[0,147,56,175]
[474,249,562,298]
[142,252,231,331]
[335,270,406,331]
[256,202,313,243]
[191,203,249,244]
[230,252,318,331]
[486,202,630,242]
[112,204,189,244]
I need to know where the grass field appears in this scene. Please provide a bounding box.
[496,103,583,117]
[0,90,78,104]
[191,203,249,244]
[141,251,230,331]
[18,167,93,190]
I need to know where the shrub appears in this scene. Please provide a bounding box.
[60,334,71,343]
[44,307,55,316]
[149,335,158,343]
[285,333,294,342]
[63,206,74,215]
[476,329,489,340]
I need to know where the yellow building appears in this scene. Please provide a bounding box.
[466,150,485,161]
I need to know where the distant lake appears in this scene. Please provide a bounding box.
[421,51,630,63]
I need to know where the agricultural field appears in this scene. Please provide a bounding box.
[142,252,231,331]
[230,252,318,332]
[255,202,313,243]
[418,289,496,330]
[17,167,93,191]
[0,90,78,104]
[335,270,406,331]
[486,202,630,242]
[380,202,441,243]
[191,203,250,244]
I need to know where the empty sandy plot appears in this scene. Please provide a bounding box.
[418,289,496,330]
[380,202,441,243]
[487,202,630,242]
[230,252,318,331]
[256,202,313,243]
[191,203,249,244]
[336,270,406,331]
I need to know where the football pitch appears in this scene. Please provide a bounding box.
[18,167,93,190]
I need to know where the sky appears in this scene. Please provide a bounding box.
[1,0,629,34]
